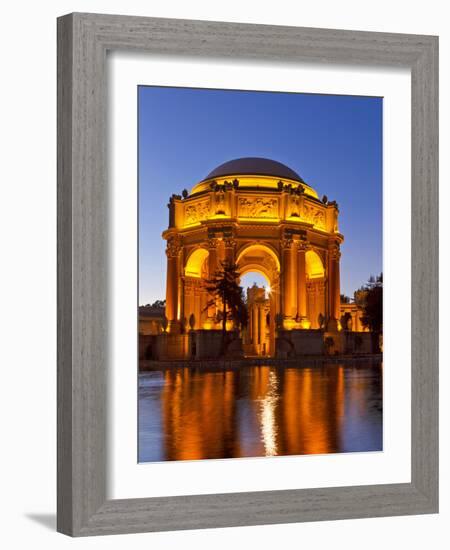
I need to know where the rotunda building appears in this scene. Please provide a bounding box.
[161,157,343,358]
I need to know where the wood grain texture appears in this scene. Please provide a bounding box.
[57,12,439,537]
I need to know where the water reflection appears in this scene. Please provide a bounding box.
[139,363,382,462]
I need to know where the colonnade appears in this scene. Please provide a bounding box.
[165,233,342,336]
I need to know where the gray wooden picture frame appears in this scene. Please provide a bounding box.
[57,12,438,537]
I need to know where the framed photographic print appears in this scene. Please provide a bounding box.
[57,13,438,536]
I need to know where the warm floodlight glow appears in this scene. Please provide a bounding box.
[260,371,278,456]
[305,249,325,279]
[299,318,312,329]
[185,248,209,278]
[190,174,319,199]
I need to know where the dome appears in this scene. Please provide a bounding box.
[190,157,318,198]
[202,157,305,183]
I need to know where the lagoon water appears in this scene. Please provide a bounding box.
[138,363,382,462]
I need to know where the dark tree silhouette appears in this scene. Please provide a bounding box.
[204,261,248,355]
[143,299,166,309]
[340,312,352,331]
[355,273,383,352]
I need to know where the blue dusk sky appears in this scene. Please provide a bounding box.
[139,86,382,305]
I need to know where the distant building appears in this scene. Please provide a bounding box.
[339,302,369,332]
[242,284,270,357]
[138,305,165,360]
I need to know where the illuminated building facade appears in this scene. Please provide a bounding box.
[158,157,346,359]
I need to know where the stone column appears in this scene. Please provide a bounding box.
[224,237,236,264]
[269,293,276,353]
[165,235,181,333]
[207,238,219,320]
[194,281,202,330]
[297,241,309,325]
[282,235,297,325]
[252,304,259,347]
[332,244,341,321]
[184,278,194,328]
[327,241,341,330]
[327,251,334,320]
[260,305,267,353]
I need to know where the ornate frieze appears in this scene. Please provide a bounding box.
[184,199,210,225]
[238,197,278,218]
[302,203,326,229]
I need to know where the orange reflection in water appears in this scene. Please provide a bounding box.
[139,363,382,462]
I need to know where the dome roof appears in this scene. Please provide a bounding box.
[202,157,305,183]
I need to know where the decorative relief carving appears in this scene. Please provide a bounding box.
[307,280,326,294]
[329,243,341,261]
[207,237,219,249]
[184,278,195,293]
[261,255,279,276]
[238,197,278,218]
[297,240,311,252]
[214,189,226,214]
[184,199,210,225]
[185,277,204,292]
[302,203,326,229]
[281,237,293,249]
[166,235,181,258]
[224,237,237,249]
[289,195,301,217]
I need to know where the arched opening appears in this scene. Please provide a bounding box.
[236,243,281,273]
[185,248,209,278]
[305,249,325,279]
[239,270,273,357]
[236,244,280,357]
[305,249,326,328]
[183,248,210,330]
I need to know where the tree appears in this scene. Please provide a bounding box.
[340,294,351,304]
[151,299,166,309]
[340,312,352,331]
[355,273,383,352]
[188,313,196,331]
[204,261,248,355]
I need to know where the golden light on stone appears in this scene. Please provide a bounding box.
[158,158,346,359]
[305,249,325,279]
[184,248,209,278]
[282,317,296,330]
[299,318,312,330]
